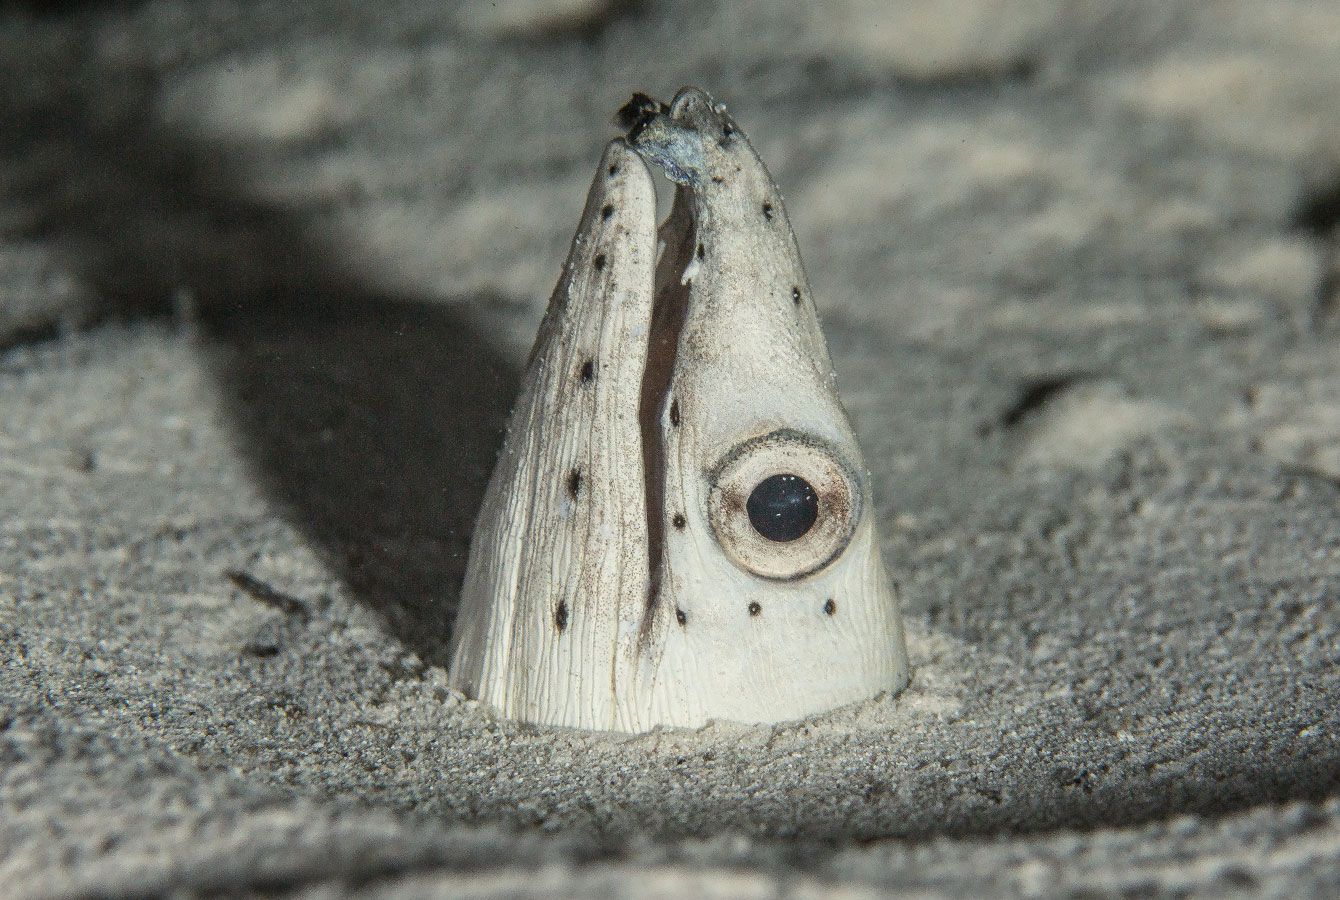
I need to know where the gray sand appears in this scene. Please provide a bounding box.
[4,1,1340,897]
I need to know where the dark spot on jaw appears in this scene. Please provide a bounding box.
[696,243,705,260]
[580,359,594,382]
[616,92,668,141]
[672,513,686,529]
[608,163,619,177]
[594,253,607,271]
[748,601,762,617]
[601,203,614,220]
[556,600,569,631]
[669,399,680,426]
[568,468,582,499]
[721,121,735,137]
[762,202,773,220]
[824,598,836,616]
[676,608,687,626]
[792,287,802,305]
[711,176,725,184]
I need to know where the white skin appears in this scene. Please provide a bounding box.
[449,88,908,733]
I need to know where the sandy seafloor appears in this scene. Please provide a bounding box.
[4,1,1340,897]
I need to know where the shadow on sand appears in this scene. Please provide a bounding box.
[1,64,518,667]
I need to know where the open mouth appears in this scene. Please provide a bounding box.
[622,90,863,615]
[634,147,693,626]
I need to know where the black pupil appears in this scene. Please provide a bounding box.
[746,474,819,542]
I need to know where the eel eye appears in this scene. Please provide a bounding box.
[707,430,862,581]
[747,474,819,542]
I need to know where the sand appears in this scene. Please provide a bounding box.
[3,1,1340,897]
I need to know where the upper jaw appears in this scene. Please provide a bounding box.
[622,88,849,450]
[619,87,738,187]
